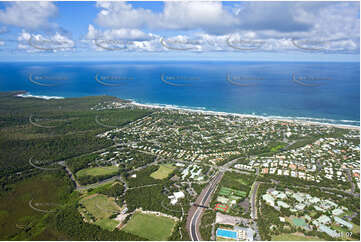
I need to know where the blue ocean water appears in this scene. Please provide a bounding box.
[0,61,359,126]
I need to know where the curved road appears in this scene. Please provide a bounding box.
[188,172,224,241]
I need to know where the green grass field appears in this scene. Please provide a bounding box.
[219,187,247,198]
[76,166,119,177]
[80,194,120,220]
[150,164,175,179]
[95,218,119,231]
[122,212,176,240]
[272,233,324,241]
[270,144,285,152]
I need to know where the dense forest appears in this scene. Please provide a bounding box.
[0,92,150,189]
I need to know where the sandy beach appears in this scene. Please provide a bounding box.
[15,92,359,131]
[128,101,360,131]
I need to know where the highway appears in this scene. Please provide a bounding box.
[189,172,224,241]
[187,157,244,241]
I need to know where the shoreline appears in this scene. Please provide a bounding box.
[14,92,360,130]
[129,101,360,131]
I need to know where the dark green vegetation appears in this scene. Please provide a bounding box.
[210,172,254,217]
[0,172,72,240]
[0,92,151,240]
[66,153,121,185]
[125,165,162,187]
[199,210,216,240]
[0,92,151,189]
[96,182,125,199]
[55,205,144,240]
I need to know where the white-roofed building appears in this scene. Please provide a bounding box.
[334,216,353,230]
[319,225,340,238]
[262,194,275,207]
[332,208,344,216]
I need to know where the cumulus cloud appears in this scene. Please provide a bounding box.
[159,1,238,34]
[0,2,57,29]
[83,24,159,51]
[90,1,359,54]
[17,30,74,52]
[95,2,155,29]
[95,1,238,35]
[235,2,312,32]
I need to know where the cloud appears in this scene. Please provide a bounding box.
[158,1,238,34]
[95,2,155,29]
[83,24,159,51]
[91,1,359,54]
[236,2,312,32]
[0,2,57,30]
[95,1,238,35]
[17,30,74,52]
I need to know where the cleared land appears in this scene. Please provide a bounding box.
[272,233,324,241]
[95,218,119,231]
[122,212,176,240]
[150,164,175,180]
[80,194,120,219]
[76,166,119,177]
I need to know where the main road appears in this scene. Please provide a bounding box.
[187,157,246,241]
[188,171,224,241]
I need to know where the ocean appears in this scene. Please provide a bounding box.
[0,61,359,126]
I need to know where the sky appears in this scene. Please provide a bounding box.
[0,1,359,62]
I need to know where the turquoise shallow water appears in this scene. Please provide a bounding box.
[0,61,359,126]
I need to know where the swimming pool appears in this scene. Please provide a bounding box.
[216,228,238,239]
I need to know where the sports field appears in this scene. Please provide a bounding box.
[122,212,176,240]
[95,218,119,231]
[80,194,121,219]
[76,166,119,177]
[219,187,247,198]
[150,164,175,179]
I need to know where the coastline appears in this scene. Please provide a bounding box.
[129,101,360,131]
[14,92,360,130]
